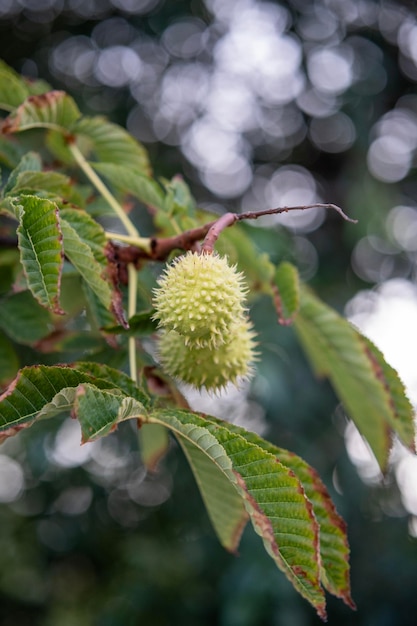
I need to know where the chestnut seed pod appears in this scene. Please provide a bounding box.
[153,251,248,348]
[157,317,257,392]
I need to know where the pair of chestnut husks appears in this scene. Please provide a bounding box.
[153,251,257,392]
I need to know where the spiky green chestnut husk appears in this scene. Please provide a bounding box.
[157,318,257,392]
[153,251,247,347]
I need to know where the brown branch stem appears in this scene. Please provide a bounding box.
[109,202,356,276]
[201,202,356,253]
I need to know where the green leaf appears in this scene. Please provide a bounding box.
[157,175,198,232]
[7,171,73,199]
[24,77,52,96]
[60,209,118,328]
[0,364,333,617]
[0,362,149,439]
[83,283,119,331]
[165,175,197,217]
[92,162,165,209]
[60,217,112,310]
[0,64,29,111]
[59,208,127,326]
[148,409,326,619]
[45,128,75,165]
[0,290,52,345]
[0,332,19,387]
[59,207,108,266]
[1,91,81,134]
[16,195,64,314]
[274,447,355,609]
[359,334,416,452]
[139,424,170,471]
[201,415,355,609]
[294,286,415,471]
[153,179,195,235]
[4,152,42,196]
[273,261,300,324]
[58,273,86,318]
[71,116,151,174]
[0,365,119,437]
[73,384,146,443]
[60,209,126,328]
[0,250,19,295]
[74,361,150,406]
[176,430,249,553]
[0,61,50,110]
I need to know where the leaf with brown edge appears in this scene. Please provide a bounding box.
[0,60,50,112]
[0,365,118,436]
[0,362,150,440]
[294,286,414,472]
[73,362,150,407]
[194,413,355,609]
[360,334,416,454]
[147,409,327,619]
[1,91,80,134]
[16,195,65,315]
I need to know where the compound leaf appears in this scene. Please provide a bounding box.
[0,362,149,439]
[0,365,115,437]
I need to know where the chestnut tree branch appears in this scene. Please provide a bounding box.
[108,203,356,275]
[201,203,357,253]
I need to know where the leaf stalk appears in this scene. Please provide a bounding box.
[68,142,140,239]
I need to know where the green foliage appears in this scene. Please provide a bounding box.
[0,62,415,621]
[16,195,64,314]
[274,261,300,323]
[294,285,415,471]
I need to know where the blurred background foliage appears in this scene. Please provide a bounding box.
[1,0,417,624]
